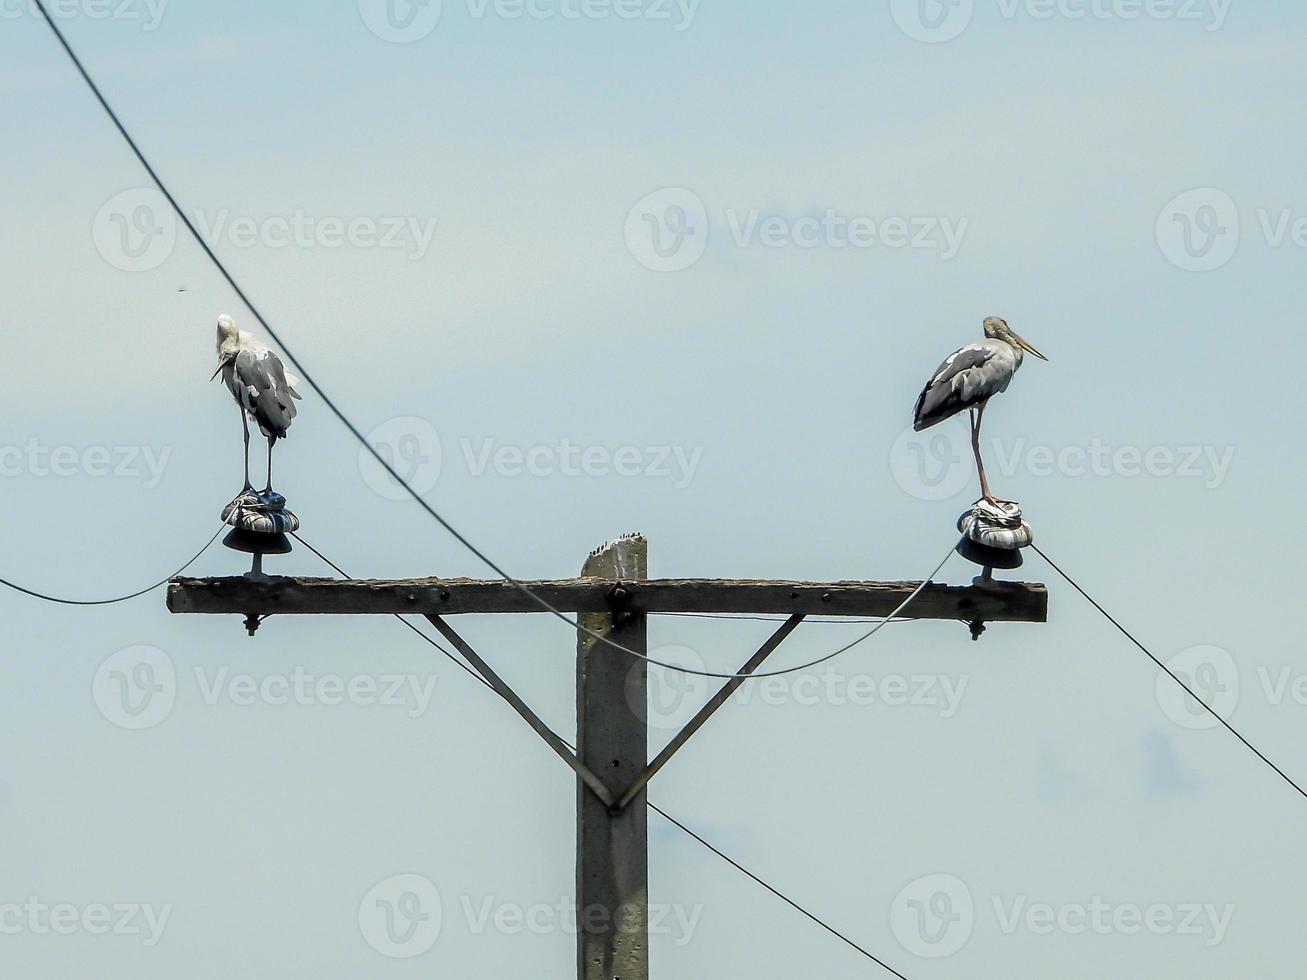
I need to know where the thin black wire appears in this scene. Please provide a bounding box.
[288,532,487,689]
[0,525,224,606]
[630,542,956,680]
[1032,543,1307,804]
[300,533,952,681]
[31,3,615,637]
[656,611,915,625]
[32,3,948,682]
[646,801,911,979]
[291,530,913,978]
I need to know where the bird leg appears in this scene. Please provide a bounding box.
[263,436,275,494]
[239,407,252,492]
[970,404,998,504]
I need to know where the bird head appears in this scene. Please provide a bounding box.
[212,314,240,379]
[983,316,1047,361]
[216,314,238,345]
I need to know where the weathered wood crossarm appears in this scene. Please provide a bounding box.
[168,576,1047,621]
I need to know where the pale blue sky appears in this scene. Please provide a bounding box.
[1,1,1305,977]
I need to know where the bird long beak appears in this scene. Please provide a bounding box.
[1012,332,1048,361]
[210,357,232,381]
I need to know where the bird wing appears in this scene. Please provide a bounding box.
[912,343,998,431]
[230,349,299,439]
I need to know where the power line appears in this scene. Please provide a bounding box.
[290,530,914,979]
[655,612,915,625]
[30,2,607,636]
[30,2,951,682]
[647,801,911,980]
[0,525,223,606]
[626,543,957,679]
[1032,543,1307,804]
[289,532,485,687]
[299,529,953,680]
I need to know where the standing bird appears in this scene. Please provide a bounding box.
[912,316,1047,504]
[212,314,302,494]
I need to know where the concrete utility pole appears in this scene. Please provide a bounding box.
[576,535,648,980]
[169,534,1047,980]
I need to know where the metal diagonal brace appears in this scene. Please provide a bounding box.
[613,614,806,812]
[425,615,616,809]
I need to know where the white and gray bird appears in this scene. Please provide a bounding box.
[912,316,1047,504]
[212,314,302,493]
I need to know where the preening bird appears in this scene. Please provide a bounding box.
[212,314,301,493]
[912,316,1047,504]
